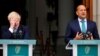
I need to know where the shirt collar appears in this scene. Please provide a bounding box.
[78,17,87,22]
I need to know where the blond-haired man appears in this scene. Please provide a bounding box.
[1,11,29,39]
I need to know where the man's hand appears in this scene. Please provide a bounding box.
[9,20,19,29]
[10,20,16,29]
[74,32,83,40]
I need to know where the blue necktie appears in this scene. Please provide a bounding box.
[81,20,86,33]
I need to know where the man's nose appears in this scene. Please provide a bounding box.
[82,11,85,13]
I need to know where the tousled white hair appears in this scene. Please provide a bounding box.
[8,11,21,21]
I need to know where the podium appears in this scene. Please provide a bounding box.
[69,40,100,56]
[0,39,36,56]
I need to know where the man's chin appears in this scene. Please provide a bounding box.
[80,17,86,19]
[82,15,86,18]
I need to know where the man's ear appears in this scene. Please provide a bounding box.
[76,11,78,16]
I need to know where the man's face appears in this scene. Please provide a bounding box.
[9,17,20,28]
[10,18,20,25]
[76,5,87,19]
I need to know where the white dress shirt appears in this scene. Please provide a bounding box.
[9,27,17,33]
[78,17,87,32]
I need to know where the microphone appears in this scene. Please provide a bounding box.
[87,31,92,39]
[13,24,17,38]
[19,30,22,38]
[13,24,17,33]
[82,31,92,40]
[13,28,17,38]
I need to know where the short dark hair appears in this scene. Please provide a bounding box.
[76,4,86,11]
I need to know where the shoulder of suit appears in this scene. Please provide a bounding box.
[68,19,78,24]
[1,26,9,29]
[87,20,96,24]
[66,19,77,28]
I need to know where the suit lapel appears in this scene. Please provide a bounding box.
[75,19,81,32]
[87,20,90,32]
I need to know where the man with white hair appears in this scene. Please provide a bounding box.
[1,11,29,39]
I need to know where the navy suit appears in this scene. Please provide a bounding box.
[1,25,29,39]
[65,19,99,42]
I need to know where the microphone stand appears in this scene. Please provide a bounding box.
[13,28,17,39]
[19,30,22,39]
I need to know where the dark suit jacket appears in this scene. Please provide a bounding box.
[65,19,99,42]
[1,25,29,39]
